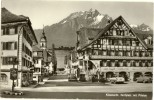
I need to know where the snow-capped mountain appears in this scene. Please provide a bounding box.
[59,9,112,30]
[34,9,112,48]
[130,23,152,31]
[34,9,152,48]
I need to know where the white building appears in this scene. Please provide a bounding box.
[0,8,38,87]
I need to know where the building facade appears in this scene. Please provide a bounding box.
[76,16,153,81]
[32,46,44,83]
[32,46,53,83]
[0,8,38,87]
[36,27,53,77]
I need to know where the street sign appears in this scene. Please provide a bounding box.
[10,68,18,80]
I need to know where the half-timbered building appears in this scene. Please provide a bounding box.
[76,16,153,81]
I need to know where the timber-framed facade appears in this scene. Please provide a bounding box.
[76,16,153,81]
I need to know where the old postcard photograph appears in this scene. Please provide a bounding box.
[0,0,153,100]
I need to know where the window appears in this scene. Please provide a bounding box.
[2,42,17,50]
[23,44,32,57]
[115,60,119,67]
[114,39,118,45]
[132,41,136,46]
[148,61,152,67]
[35,60,38,64]
[111,60,115,67]
[9,28,15,35]
[115,51,119,56]
[1,27,17,35]
[119,60,123,67]
[98,50,102,55]
[1,28,4,35]
[79,60,83,66]
[136,61,139,67]
[142,61,145,67]
[116,30,121,36]
[102,50,107,56]
[118,40,123,45]
[100,60,103,66]
[134,51,139,57]
[123,60,127,67]
[93,50,98,55]
[119,51,123,56]
[126,40,130,46]
[127,61,131,67]
[124,30,129,36]
[113,29,116,36]
[110,51,115,56]
[109,30,113,36]
[102,39,107,45]
[2,57,17,65]
[23,28,32,46]
[107,60,110,67]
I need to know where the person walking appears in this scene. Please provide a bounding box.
[96,69,100,82]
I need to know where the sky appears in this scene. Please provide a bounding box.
[1,0,153,29]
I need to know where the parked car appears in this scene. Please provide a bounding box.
[136,75,152,83]
[68,73,77,82]
[92,75,98,82]
[79,74,86,82]
[109,76,125,84]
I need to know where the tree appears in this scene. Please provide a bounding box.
[51,44,57,74]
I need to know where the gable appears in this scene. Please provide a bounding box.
[81,16,150,50]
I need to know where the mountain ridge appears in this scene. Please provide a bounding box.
[34,9,153,48]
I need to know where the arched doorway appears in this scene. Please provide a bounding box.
[134,72,142,81]
[119,71,128,81]
[106,72,114,79]
[144,72,152,77]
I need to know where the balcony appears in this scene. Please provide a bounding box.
[90,55,153,60]
[100,45,143,50]
[104,35,136,39]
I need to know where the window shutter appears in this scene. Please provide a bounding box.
[15,26,18,34]
[3,28,6,35]
[6,28,9,35]
[15,42,17,50]
[3,42,5,50]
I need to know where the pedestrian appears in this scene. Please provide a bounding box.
[77,67,80,82]
[96,69,100,82]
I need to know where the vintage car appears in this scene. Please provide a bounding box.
[109,76,125,84]
[136,75,152,83]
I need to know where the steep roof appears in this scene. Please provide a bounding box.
[2,7,38,44]
[79,16,121,50]
[79,16,153,50]
[1,7,28,24]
